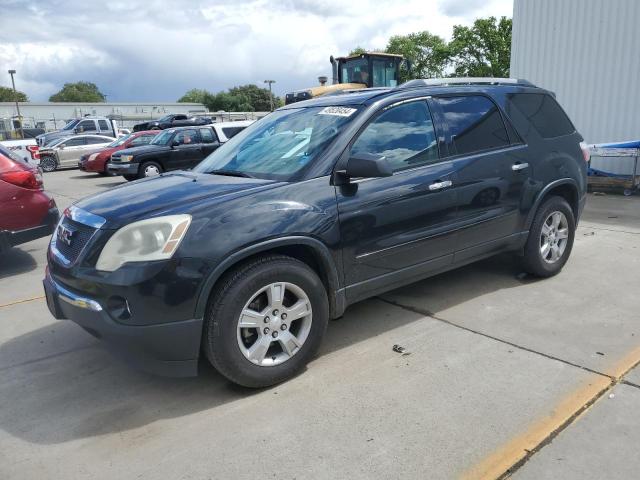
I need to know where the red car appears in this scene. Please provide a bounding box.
[0,145,59,253]
[78,130,159,174]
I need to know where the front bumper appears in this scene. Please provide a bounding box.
[106,161,139,175]
[43,268,203,377]
[0,206,59,252]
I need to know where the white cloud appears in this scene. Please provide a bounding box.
[0,0,512,102]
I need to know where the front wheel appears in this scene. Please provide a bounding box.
[521,196,576,277]
[123,174,137,181]
[39,155,57,172]
[203,255,329,388]
[138,161,162,178]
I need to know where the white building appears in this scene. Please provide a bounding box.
[510,0,640,144]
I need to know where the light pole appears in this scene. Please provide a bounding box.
[264,80,276,111]
[7,69,23,139]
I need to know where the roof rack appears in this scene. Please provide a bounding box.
[397,77,536,89]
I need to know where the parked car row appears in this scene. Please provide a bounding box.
[133,113,213,132]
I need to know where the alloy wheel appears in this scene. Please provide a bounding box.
[236,282,313,367]
[540,211,569,263]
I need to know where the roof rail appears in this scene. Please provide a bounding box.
[397,77,536,89]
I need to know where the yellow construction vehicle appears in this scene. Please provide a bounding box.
[285,52,404,105]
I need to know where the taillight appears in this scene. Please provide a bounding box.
[26,145,40,160]
[580,142,591,163]
[0,170,43,190]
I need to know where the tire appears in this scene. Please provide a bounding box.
[203,255,329,388]
[39,155,57,172]
[123,174,137,181]
[138,161,162,179]
[521,195,576,277]
[151,127,161,131]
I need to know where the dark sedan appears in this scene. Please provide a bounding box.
[132,114,212,132]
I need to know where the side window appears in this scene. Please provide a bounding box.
[350,101,438,172]
[173,129,198,145]
[77,120,96,132]
[199,128,216,143]
[506,93,575,138]
[174,115,188,121]
[131,135,154,146]
[87,137,107,144]
[65,137,86,146]
[98,120,109,131]
[222,127,243,139]
[434,96,509,156]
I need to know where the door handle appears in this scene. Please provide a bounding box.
[511,162,529,171]
[428,180,453,191]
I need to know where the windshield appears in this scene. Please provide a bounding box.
[157,114,173,122]
[61,119,80,131]
[194,106,360,180]
[340,58,368,84]
[108,134,132,147]
[150,130,173,145]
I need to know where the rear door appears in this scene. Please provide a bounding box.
[431,94,530,262]
[336,98,459,302]
[171,129,201,170]
[198,127,220,159]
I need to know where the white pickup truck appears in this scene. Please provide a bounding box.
[0,138,40,166]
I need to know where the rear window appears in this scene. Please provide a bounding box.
[506,93,575,138]
[434,95,510,156]
[98,119,109,130]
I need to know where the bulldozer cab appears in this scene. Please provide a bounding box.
[285,52,404,105]
[335,52,403,88]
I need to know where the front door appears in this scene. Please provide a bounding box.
[57,137,87,167]
[336,99,459,302]
[171,129,201,170]
[431,95,529,261]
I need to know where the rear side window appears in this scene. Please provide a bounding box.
[434,95,509,156]
[77,120,96,132]
[98,120,109,130]
[351,100,438,172]
[65,137,86,146]
[506,93,575,138]
[222,127,244,139]
[199,128,216,143]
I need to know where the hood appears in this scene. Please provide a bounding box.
[75,171,276,228]
[112,144,169,157]
[37,131,68,144]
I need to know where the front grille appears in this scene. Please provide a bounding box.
[55,217,97,264]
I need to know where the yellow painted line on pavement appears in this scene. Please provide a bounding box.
[461,345,640,480]
[0,295,45,309]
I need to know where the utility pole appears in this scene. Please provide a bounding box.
[264,80,276,111]
[7,69,23,139]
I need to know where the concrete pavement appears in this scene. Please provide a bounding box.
[1,170,639,479]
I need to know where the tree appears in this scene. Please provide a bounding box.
[178,84,281,112]
[449,16,512,77]
[177,88,209,104]
[386,32,450,81]
[349,46,367,56]
[0,86,28,102]
[49,81,106,102]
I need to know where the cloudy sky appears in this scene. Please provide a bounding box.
[0,0,512,102]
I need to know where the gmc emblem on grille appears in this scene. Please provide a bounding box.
[57,224,76,246]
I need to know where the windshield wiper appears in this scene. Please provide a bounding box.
[208,169,254,178]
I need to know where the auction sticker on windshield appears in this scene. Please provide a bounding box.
[318,106,357,117]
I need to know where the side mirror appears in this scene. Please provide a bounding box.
[59,144,66,149]
[345,152,392,179]
[171,139,180,147]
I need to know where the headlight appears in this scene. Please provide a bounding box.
[96,214,191,272]
[88,153,99,161]
[120,154,134,162]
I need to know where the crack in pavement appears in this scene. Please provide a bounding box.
[376,296,640,479]
[0,344,95,373]
[579,224,640,235]
[0,295,45,309]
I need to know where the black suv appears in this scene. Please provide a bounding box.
[44,78,587,387]
[107,126,220,180]
[133,114,212,132]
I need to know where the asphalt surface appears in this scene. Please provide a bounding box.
[1,170,639,479]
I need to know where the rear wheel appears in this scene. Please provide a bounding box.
[521,196,575,277]
[138,161,162,179]
[39,155,57,172]
[203,255,329,388]
[123,174,137,181]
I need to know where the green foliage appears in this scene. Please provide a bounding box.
[49,81,106,102]
[0,86,28,102]
[385,31,450,81]
[349,46,367,56]
[177,88,210,104]
[178,84,281,112]
[449,16,512,77]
